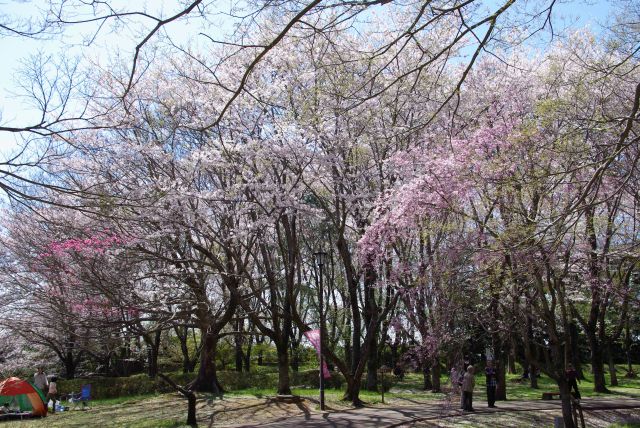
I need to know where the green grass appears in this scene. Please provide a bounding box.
[4,364,640,428]
[222,364,640,409]
[90,393,163,406]
[9,363,636,427]
[382,364,640,402]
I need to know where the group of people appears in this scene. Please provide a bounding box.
[450,360,498,412]
[450,360,582,411]
[33,367,59,413]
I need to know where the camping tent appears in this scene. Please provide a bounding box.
[0,377,47,417]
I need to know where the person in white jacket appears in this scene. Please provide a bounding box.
[462,365,476,411]
[33,367,48,393]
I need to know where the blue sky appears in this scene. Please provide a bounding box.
[0,0,615,158]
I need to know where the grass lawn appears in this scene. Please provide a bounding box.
[384,365,640,404]
[2,365,638,427]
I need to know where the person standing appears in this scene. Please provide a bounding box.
[47,376,58,413]
[450,366,459,394]
[462,365,476,411]
[33,367,48,395]
[565,364,581,399]
[485,360,498,408]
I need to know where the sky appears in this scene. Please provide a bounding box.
[0,0,230,155]
[0,0,616,159]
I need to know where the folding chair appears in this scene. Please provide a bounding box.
[69,384,91,410]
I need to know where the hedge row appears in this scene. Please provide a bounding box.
[57,369,391,400]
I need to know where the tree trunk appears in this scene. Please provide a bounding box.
[147,330,161,379]
[158,373,197,427]
[496,356,507,400]
[422,365,433,390]
[244,334,252,373]
[366,339,378,391]
[559,379,576,428]
[342,375,364,407]
[530,363,538,389]
[569,322,585,380]
[256,335,264,366]
[147,349,158,378]
[190,331,223,394]
[290,337,300,372]
[180,339,192,373]
[431,361,441,393]
[608,344,618,387]
[234,319,244,372]
[344,329,352,374]
[276,342,292,395]
[508,340,517,375]
[625,320,634,375]
[337,236,362,378]
[63,357,77,380]
[587,333,609,393]
[186,393,197,426]
[175,326,195,374]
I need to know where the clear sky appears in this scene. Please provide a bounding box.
[0,0,615,159]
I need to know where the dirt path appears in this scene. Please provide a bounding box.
[234,397,640,428]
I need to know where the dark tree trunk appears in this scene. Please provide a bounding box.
[530,363,538,389]
[63,357,77,380]
[390,341,398,367]
[558,378,576,428]
[244,334,252,373]
[337,236,362,377]
[626,320,634,375]
[147,330,161,378]
[363,260,379,392]
[175,326,197,374]
[496,355,507,400]
[431,361,441,393]
[587,332,609,393]
[179,335,192,373]
[276,342,292,395]
[422,365,433,390]
[343,375,364,407]
[234,319,244,372]
[187,393,197,426]
[147,349,158,378]
[290,336,300,372]
[256,335,264,366]
[569,322,585,380]
[190,331,223,394]
[344,328,352,374]
[60,335,80,379]
[608,343,618,387]
[158,373,197,427]
[508,336,517,374]
[366,339,378,391]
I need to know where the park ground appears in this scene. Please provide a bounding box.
[2,367,640,427]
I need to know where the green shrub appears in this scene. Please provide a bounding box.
[58,373,194,400]
[57,369,352,400]
[217,371,279,390]
[291,369,344,389]
[360,373,393,392]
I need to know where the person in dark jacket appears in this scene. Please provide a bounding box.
[485,360,498,408]
[565,364,581,399]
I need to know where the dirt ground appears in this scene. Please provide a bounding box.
[2,394,640,427]
[0,394,317,428]
[412,408,640,427]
